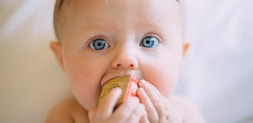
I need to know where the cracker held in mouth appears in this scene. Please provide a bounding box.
[98,75,139,107]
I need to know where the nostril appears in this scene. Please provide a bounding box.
[117,64,121,67]
[130,64,134,68]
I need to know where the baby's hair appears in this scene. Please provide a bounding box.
[53,0,70,40]
[55,0,70,11]
[58,0,65,10]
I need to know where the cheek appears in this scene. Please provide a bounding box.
[142,54,182,98]
[63,57,105,110]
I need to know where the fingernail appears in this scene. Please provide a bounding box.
[138,80,145,87]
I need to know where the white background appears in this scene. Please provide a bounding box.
[0,0,253,123]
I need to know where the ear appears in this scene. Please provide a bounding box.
[182,41,190,57]
[50,41,64,69]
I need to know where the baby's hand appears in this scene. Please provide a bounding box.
[88,88,148,123]
[138,80,182,123]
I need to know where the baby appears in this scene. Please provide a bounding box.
[46,0,205,123]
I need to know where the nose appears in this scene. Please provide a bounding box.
[112,48,138,69]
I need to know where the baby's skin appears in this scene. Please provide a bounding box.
[46,0,205,123]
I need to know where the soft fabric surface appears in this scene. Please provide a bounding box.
[0,0,252,123]
[179,1,253,123]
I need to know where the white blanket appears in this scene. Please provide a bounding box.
[0,0,252,123]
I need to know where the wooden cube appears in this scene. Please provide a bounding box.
[98,75,138,107]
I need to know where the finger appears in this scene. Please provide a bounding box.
[155,101,168,121]
[96,88,122,120]
[139,80,163,99]
[139,80,170,120]
[140,80,170,106]
[139,80,163,107]
[125,103,146,123]
[137,88,159,123]
[111,96,140,122]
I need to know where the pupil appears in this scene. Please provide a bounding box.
[97,42,102,46]
[146,40,150,44]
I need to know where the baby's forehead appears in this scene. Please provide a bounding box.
[54,0,183,40]
[55,0,183,21]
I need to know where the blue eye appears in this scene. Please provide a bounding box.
[140,36,159,48]
[89,39,110,50]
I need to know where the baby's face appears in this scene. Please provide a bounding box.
[53,0,187,110]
